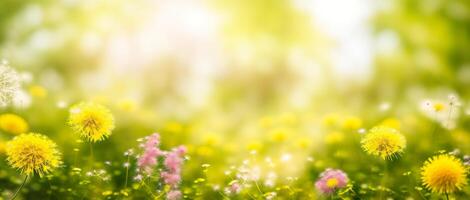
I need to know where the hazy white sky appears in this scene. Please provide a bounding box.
[298,0,374,80]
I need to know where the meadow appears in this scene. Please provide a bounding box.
[0,0,470,199]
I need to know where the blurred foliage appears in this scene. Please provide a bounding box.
[0,0,469,199]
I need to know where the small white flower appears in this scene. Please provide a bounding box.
[212,185,220,191]
[265,179,274,187]
[358,128,366,134]
[12,89,31,109]
[134,174,143,181]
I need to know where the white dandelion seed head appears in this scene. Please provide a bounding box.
[12,89,31,109]
[19,72,33,83]
[448,94,462,107]
[0,61,20,107]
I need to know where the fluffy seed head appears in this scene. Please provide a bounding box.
[421,154,468,194]
[0,60,20,106]
[68,102,115,142]
[6,133,61,177]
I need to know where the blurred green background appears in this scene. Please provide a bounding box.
[0,0,469,199]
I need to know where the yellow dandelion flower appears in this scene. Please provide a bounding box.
[343,116,362,130]
[361,126,406,160]
[433,102,445,112]
[325,131,344,144]
[421,154,467,194]
[322,113,340,127]
[68,102,115,142]
[6,133,61,177]
[203,133,220,146]
[247,141,263,151]
[269,128,289,142]
[116,98,136,112]
[280,113,297,126]
[29,85,47,98]
[165,122,183,134]
[196,146,214,157]
[380,118,401,130]
[0,113,29,135]
[334,150,350,159]
[259,116,274,128]
[296,137,311,149]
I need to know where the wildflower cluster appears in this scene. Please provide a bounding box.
[134,133,187,200]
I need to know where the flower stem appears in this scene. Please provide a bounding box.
[445,192,450,200]
[124,155,130,188]
[446,102,453,129]
[10,175,28,200]
[379,161,388,200]
[89,143,94,167]
[254,180,263,195]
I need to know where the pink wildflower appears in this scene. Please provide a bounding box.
[137,133,163,174]
[175,145,187,156]
[229,182,241,194]
[315,168,348,195]
[166,190,182,200]
[164,151,184,173]
[161,146,186,188]
[161,172,181,185]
